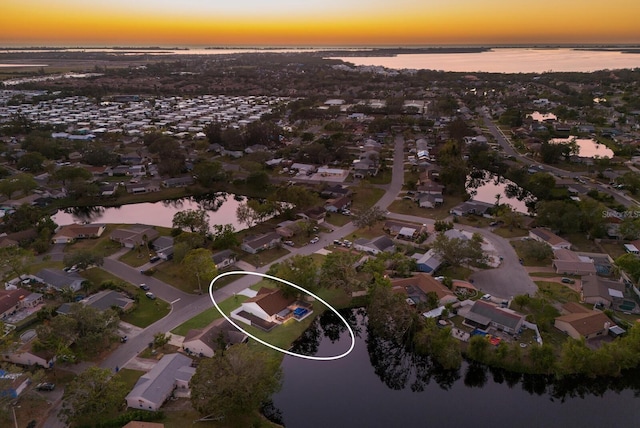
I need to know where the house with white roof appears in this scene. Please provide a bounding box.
[125,353,195,411]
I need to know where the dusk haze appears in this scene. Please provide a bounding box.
[3,0,640,46]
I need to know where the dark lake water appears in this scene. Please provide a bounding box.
[271,309,640,428]
[467,169,535,214]
[52,193,246,231]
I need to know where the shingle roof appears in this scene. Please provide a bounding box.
[556,311,613,337]
[126,353,193,406]
[245,288,295,317]
[469,301,524,330]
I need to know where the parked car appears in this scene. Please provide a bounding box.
[145,292,156,300]
[36,382,55,391]
[149,256,160,263]
[120,335,128,343]
[310,237,320,244]
[284,240,295,247]
[481,294,492,301]
[561,277,575,284]
[333,240,342,246]
[140,283,150,291]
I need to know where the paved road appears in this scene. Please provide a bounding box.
[483,114,637,208]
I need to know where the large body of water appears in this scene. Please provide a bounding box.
[330,48,640,73]
[3,47,640,73]
[52,194,245,231]
[271,310,640,428]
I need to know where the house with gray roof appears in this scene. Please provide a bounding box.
[110,225,159,249]
[353,236,395,255]
[82,290,134,312]
[212,249,237,269]
[152,236,174,260]
[581,275,625,308]
[240,232,281,254]
[413,249,443,273]
[33,269,85,292]
[463,300,525,334]
[125,353,195,411]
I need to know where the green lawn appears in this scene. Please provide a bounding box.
[367,170,392,185]
[241,246,291,268]
[435,265,474,281]
[351,186,385,211]
[62,224,123,257]
[119,248,152,268]
[599,242,626,259]
[324,212,353,227]
[388,194,464,220]
[562,233,600,252]
[534,281,580,304]
[121,292,171,328]
[80,267,126,292]
[115,368,145,389]
[171,295,249,336]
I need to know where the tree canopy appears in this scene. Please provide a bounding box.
[172,209,210,236]
[190,345,282,419]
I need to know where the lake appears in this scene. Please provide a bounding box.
[328,48,640,73]
[271,310,640,428]
[52,193,246,231]
[466,170,534,214]
[550,137,614,159]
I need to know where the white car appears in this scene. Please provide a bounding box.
[310,237,319,244]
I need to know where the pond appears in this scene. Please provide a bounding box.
[52,193,247,231]
[466,170,535,214]
[550,137,614,159]
[270,309,640,428]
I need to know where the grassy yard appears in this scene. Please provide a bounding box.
[599,241,626,259]
[367,170,392,185]
[534,281,580,304]
[351,186,385,211]
[324,212,353,227]
[562,233,601,252]
[80,267,126,292]
[121,292,171,328]
[240,246,291,268]
[119,248,151,268]
[171,295,250,336]
[62,224,123,257]
[115,368,145,389]
[434,265,474,281]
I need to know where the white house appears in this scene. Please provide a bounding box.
[125,353,195,412]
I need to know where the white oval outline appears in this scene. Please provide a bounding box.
[208,270,355,361]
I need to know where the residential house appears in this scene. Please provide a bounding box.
[125,181,161,194]
[125,353,195,411]
[212,250,237,270]
[581,275,625,308]
[2,333,54,368]
[324,196,351,213]
[233,287,313,331]
[529,228,571,250]
[320,185,351,199]
[353,236,395,255]
[32,269,85,292]
[298,206,326,224]
[418,193,444,208]
[182,318,248,358]
[0,288,42,320]
[391,274,458,307]
[240,232,281,254]
[51,223,106,244]
[449,200,493,217]
[554,302,614,340]
[110,225,159,249]
[152,236,174,260]
[82,290,135,313]
[463,300,525,334]
[413,249,443,273]
[552,249,597,276]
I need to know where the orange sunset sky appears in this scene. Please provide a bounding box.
[2,0,639,46]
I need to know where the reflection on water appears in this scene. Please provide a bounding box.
[466,170,535,214]
[272,309,640,428]
[52,193,245,231]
